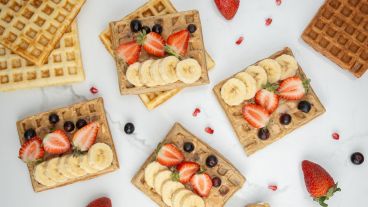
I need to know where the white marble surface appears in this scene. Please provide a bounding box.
[1,0,367,206]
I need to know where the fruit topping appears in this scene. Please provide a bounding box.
[265,18,273,26]
[332,132,340,140]
[187,24,197,33]
[137,31,165,57]
[156,143,184,167]
[278,77,308,100]
[242,104,270,129]
[258,128,270,140]
[351,152,364,165]
[72,122,99,152]
[255,88,279,113]
[206,155,218,168]
[152,24,163,34]
[116,40,142,65]
[214,0,240,20]
[124,122,135,134]
[63,121,75,132]
[235,36,244,45]
[43,130,71,154]
[76,119,87,129]
[190,173,213,197]
[183,142,195,153]
[87,197,112,207]
[268,185,278,191]
[205,127,214,134]
[90,86,99,94]
[280,113,292,125]
[165,29,190,58]
[176,161,200,184]
[130,19,142,33]
[49,113,59,124]
[19,137,44,163]
[24,128,36,140]
[212,177,222,187]
[298,100,312,113]
[276,0,282,6]
[192,108,201,117]
[141,25,151,34]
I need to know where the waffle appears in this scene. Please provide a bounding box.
[213,48,326,156]
[246,204,270,207]
[0,21,85,92]
[99,0,215,109]
[302,0,368,78]
[16,98,119,192]
[110,10,209,95]
[132,123,246,207]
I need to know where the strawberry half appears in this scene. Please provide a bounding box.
[165,29,190,57]
[19,137,44,163]
[156,143,184,167]
[242,104,270,129]
[255,89,279,113]
[214,0,240,20]
[43,130,71,154]
[176,161,200,184]
[87,197,112,207]
[278,77,308,100]
[190,173,213,197]
[116,40,141,65]
[72,122,99,152]
[137,32,165,57]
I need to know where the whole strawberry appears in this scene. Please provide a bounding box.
[302,160,340,207]
[86,197,111,207]
[214,0,240,20]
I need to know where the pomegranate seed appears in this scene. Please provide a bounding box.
[192,108,201,117]
[265,18,273,26]
[205,127,214,134]
[90,86,99,94]
[268,185,278,191]
[332,132,340,140]
[235,36,244,45]
[276,0,282,6]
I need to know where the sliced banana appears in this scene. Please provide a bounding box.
[126,62,143,87]
[275,54,298,80]
[139,59,155,86]
[246,65,268,90]
[79,154,99,174]
[34,162,57,187]
[159,56,179,84]
[153,169,172,195]
[58,155,76,179]
[176,58,202,84]
[88,143,114,171]
[150,59,165,86]
[144,161,167,188]
[65,154,87,177]
[235,72,257,100]
[220,78,247,106]
[161,180,184,207]
[180,193,205,207]
[45,157,67,183]
[258,59,282,83]
[171,188,193,207]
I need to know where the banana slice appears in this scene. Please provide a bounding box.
[88,143,114,171]
[176,58,202,84]
[275,54,298,80]
[79,154,99,174]
[58,155,76,179]
[235,72,257,100]
[159,56,179,84]
[246,65,268,90]
[150,59,165,86]
[172,189,193,207]
[139,59,155,87]
[220,78,247,106]
[161,180,184,206]
[34,162,57,187]
[153,169,172,195]
[180,193,205,207]
[144,161,167,188]
[258,59,282,83]
[65,154,87,177]
[126,62,143,87]
[45,157,67,183]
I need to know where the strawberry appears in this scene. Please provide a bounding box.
[165,29,190,57]
[137,32,165,57]
[255,89,279,113]
[176,161,200,184]
[72,122,99,152]
[19,137,44,163]
[190,173,213,197]
[87,197,112,207]
[156,143,184,167]
[214,0,240,20]
[43,130,71,154]
[116,40,141,65]
[242,104,270,128]
[278,77,308,100]
[302,160,341,207]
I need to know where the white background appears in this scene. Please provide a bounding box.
[1,0,367,206]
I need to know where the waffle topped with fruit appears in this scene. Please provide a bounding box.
[132,123,245,207]
[110,10,209,95]
[213,47,325,156]
[16,98,119,192]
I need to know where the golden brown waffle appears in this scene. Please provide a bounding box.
[132,123,245,207]
[99,0,215,110]
[246,203,270,207]
[213,48,326,156]
[16,98,119,192]
[0,21,85,92]
[110,10,209,95]
[0,0,86,66]
[302,0,368,78]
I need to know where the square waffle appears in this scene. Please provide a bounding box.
[302,0,368,78]
[0,21,85,92]
[99,0,215,109]
[110,10,209,95]
[0,0,86,66]
[132,123,246,207]
[16,98,119,192]
[213,48,326,156]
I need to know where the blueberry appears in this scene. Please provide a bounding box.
[351,152,364,165]
[298,101,311,113]
[183,142,194,153]
[258,128,270,140]
[49,113,59,124]
[152,24,163,34]
[130,19,142,33]
[206,155,218,168]
[76,119,87,129]
[64,121,75,132]
[212,177,222,187]
[141,26,151,34]
[187,24,197,33]
[124,123,135,134]
[24,128,36,140]
[280,113,292,125]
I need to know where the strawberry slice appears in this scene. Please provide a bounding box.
[156,143,184,167]
[165,29,190,57]
[214,0,240,20]
[190,173,213,197]
[242,104,270,128]
[43,130,71,154]
[72,122,99,152]
[176,161,200,184]
[116,40,141,65]
[137,32,165,57]
[278,77,308,100]
[19,137,44,163]
[255,89,279,113]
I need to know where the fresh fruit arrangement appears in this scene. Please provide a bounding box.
[132,123,245,207]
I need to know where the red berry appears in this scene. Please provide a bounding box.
[205,127,214,134]
[268,185,278,191]
[265,18,273,26]
[192,108,201,117]
[235,36,244,45]
[276,0,282,6]
[332,132,340,140]
[90,86,98,94]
